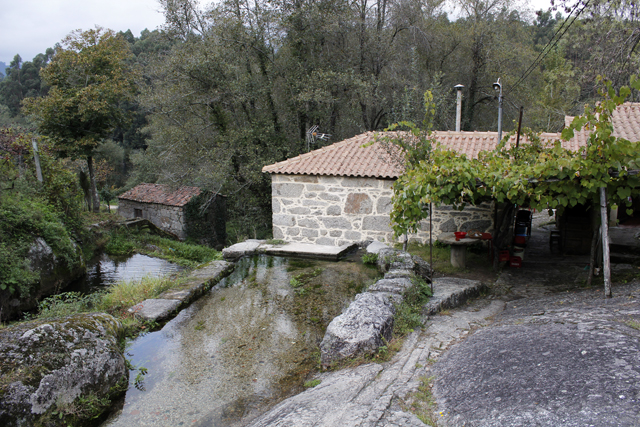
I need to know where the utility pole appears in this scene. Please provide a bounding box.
[493,78,503,143]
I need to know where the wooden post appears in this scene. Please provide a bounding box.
[599,187,612,298]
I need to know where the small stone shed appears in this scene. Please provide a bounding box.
[118,183,226,246]
[262,131,566,246]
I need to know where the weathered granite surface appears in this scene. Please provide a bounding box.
[432,282,640,427]
[320,292,397,366]
[222,240,265,260]
[0,313,127,426]
[424,277,486,316]
[248,299,505,427]
[366,240,390,254]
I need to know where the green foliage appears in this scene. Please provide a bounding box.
[391,78,640,238]
[394,276,432,336]
[183,192,227,247]
[104,227,222,267]
[0,50,53,118]
[303,379,321,388]
[36,292,103,319]
[23,27,138,213]
[0,192,81,296]
[402,376,439,426]
[361,253,378,265]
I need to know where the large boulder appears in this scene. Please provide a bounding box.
[320,292,396,367]
[0,313,128,426]
[2,238,85,321]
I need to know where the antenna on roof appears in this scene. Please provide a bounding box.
[306,125,331,152]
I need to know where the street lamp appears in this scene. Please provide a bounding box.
[493,78,503,143]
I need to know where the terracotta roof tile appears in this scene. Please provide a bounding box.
[118,183,201,207]
[262,131,571,178]
[565,103,640,147]
[612,102,640,142]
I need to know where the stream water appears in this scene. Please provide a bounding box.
[102,254,380,427]
[67,253,184,294]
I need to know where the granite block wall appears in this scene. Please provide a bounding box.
[271,174,493,246]
[118,200,187,239]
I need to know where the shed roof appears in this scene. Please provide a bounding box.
[118,183,201,207]
[262,131,568,178]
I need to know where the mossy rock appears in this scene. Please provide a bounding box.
[0,313,128,426]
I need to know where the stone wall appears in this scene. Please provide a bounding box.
[271,174,493,246]
[118,200,187,239]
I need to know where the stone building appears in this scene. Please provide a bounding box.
[262,131,571,246]
[118,183,226,246]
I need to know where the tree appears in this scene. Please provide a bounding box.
[23,28,137,212]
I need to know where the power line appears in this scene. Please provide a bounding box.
[507,0,590,95]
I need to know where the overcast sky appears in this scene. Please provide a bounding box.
[0,0,554,66]
[0,0,165,64]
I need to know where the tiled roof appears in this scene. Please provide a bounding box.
[262,131,570,178]
[118,183,201,207]
[565,102,640,146]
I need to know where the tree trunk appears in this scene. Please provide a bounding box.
[599,187,612,298]
[87,156,100,213]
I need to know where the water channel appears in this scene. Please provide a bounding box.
[67,253,184,293]
[102,254,380,427]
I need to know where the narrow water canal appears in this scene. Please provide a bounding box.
[102,254,379,427]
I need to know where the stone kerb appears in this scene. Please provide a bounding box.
[319,245,432,367]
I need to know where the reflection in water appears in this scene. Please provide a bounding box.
[68,253,184,293]
[102,254,379,427]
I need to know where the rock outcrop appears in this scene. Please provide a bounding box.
[2,237,85,321]
[0,313,128,426]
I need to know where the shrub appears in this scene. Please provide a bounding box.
[361,253,378,265]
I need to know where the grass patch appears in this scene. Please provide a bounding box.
[394,276,433,336]
[361,252,378,265]
[29,274,189,336]
[303,379,321,388]
[402,376,439,426]
[104,227,222,268]
[626,319,640,330]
